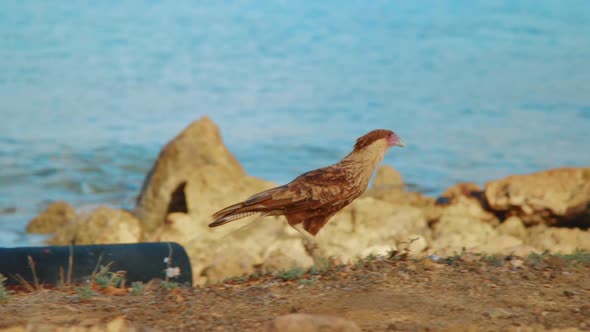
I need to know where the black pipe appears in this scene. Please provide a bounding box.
[0,242,192,286]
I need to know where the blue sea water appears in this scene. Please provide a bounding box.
[1,1,589,247]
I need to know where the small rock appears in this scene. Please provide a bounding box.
[265,313,360,332]
[509,259,524,268]
[397,271,411,281]
[563,290,576,298]
[460,252,479,263]
[420,258,439,270]
[484,307,514,319]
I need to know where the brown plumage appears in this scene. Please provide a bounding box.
[209,129,405,239]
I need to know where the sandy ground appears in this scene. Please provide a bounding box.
[1,253,589,332]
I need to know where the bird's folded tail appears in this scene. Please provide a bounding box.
[209,201,267,227]
[209,211,257,227]
[209,186,285,227]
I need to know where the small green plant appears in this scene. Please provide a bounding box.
[92,264,125,289]
[223,275,249,284]
[278,266,306,281]
[0,274,9,301]
[527,250,550,266]
[298,278,315,286]
[365,253,378,262]
[556,249,590,266]
[309,257,333,275]
[354,252,379,269]
[75,285,96,299]
[131,281,144,295]
[161,281,179,291]
[479,253,504,266]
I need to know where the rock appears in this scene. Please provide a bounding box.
[430,196,520,255]
[484,307,514,319]
[474,235,524,254]
[183,172,274,226]
[181,215,289,285]
[366,186,441,224]
[49,206,142,245]
[431,216,496,255]
[26,201,76,234]
[525,225,590,253]
[263,238,315,272]
[367,166,441,224]
[510,258,524,268]
[150,212,197,244]
[485,167,590,226]
[497,216,528,240]
[265,313,360,332]
[200,246,259,282]
[438,182,483,204]
[134,116,273,233]
[372,165,404,189]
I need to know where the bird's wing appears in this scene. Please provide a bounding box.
[249,165,356,214]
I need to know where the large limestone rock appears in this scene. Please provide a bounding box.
[50,206,142,245]
[26,201,76,234]
[485,167,590,226]
[134,116,273,233]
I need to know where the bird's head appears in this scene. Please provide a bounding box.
[353,129,405,152]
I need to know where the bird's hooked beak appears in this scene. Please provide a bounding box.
[397,138,406,148]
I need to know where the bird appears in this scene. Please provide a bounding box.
[209,129,405,260]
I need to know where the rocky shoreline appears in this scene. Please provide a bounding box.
[25,116,590,285]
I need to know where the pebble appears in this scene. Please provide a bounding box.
[509,259,524,268]
[265,313,361,332]
[484,307,514,319]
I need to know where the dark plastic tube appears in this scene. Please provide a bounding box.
[0,242,192,286]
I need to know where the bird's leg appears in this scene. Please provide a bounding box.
[291,223,322,265]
